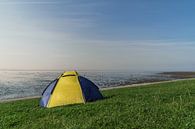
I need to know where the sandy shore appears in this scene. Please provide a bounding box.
[0,78,194,103]
[101,78,195,90]
[0,96,41,103]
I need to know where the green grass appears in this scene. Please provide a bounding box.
[1,79,195,129]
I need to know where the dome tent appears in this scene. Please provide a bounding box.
[40,71,103,108]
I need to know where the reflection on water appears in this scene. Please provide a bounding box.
[0,70,173,100]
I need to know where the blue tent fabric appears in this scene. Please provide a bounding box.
[40,79,58,107]
[78,76,103,102]
[39,72,103,108]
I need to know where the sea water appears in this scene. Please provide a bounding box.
[0,70,173,100]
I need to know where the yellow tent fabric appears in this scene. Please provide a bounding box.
[47,71,85,108]
[40,70,103,108]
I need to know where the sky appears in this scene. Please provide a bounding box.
[0,0,195,71]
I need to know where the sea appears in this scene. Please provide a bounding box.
[0,70,175,100]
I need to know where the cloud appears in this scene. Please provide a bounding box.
[0,1,64,5]
[0,1,195,71]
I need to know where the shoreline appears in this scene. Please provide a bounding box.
[101,78,195,90]
[0,78,194,103]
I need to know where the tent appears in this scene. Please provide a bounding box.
[40,71,103,108]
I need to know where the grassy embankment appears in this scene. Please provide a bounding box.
[0,79,195,129]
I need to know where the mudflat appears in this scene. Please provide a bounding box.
[160,72,195,78]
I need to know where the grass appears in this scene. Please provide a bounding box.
[0,79,195,129]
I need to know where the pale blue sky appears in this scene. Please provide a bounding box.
[0,0,195,71]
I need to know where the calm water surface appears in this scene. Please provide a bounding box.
[0,70,173,100]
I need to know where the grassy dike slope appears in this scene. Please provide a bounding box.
[0,79,195,129]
